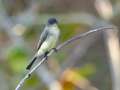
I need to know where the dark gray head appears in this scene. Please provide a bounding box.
[48,18,58,25]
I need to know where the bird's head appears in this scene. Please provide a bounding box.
[48,18,58,25]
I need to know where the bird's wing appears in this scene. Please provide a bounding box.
[36,25,49,51]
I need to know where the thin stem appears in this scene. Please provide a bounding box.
[57,26,116,50]
[15,57,48,90]
[15,26,115,90]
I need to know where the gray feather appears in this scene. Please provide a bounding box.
[37,25,49,51]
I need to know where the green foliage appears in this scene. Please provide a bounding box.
[24,30,36,41]
[7,46,29,73]
[78,64,96,77]
[58,24,80,42]
[25,74,40,87]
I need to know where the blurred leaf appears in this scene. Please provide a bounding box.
[58,24,80,42]
[25,74,40,87]
[23,25,40,41]
[62,82,75,90]
[61,69,90,90]
[7,46,28,73]
[77,64,96,77]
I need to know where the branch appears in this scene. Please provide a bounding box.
[56,26,116,50]
[15,26,116,90]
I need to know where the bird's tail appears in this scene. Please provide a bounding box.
[26,53,45,70]
[26,56,37,70]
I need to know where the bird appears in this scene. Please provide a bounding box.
[26,18,60,70]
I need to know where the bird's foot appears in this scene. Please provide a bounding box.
[28,74,31,78]
[52,48,58,52]
[44,51,49,60]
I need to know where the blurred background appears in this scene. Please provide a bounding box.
[0,0,120,90]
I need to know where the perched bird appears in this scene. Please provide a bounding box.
[26,18,60,70]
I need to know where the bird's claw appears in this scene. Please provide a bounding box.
[52,48,58,52]
[44,51,49,59]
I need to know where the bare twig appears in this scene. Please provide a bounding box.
[56,26,115,50]
[60,31,99,72]
[15,26,115,90]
